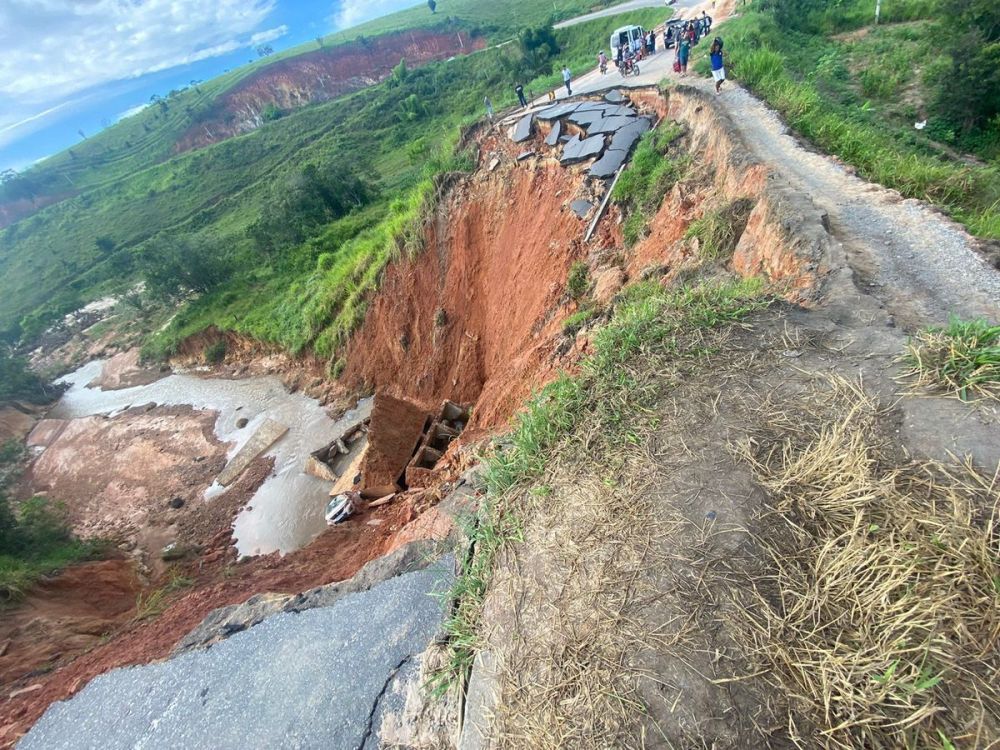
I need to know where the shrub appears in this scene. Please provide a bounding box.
[566,261,590,300]
[204,340,227,364]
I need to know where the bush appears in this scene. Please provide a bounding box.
[566,261,590,300]
[0,495,101,602]
[203,339,227,364]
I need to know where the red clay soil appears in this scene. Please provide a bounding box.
[0,490,448,747]
[0,559,141,693]
[175,29,485,153]
[341,133,611,432]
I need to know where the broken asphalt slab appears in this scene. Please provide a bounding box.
[20,557,455,750]
[589,149,628,178]
[216,418,288,486]
[603,90,626,104]
[587,115,638,135]
[544,120,562,147]
[512,113,533,143]
[535,102,578,121]
[560,134,605,165]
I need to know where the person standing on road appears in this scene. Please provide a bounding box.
[562,65,572,96]
[515,83,527,108]
[678,26,691,74]
[710,38,726,93]
[484,95,494,121]
[598,50,608,74]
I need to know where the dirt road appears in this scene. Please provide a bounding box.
[554,16,1000,328]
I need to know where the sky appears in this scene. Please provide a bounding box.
[0,0,426,172]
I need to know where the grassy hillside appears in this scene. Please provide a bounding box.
[0,5,669,360]
[707,0,1000,238]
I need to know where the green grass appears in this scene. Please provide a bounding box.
[133,570,195,621]
[712,4,1000,239]
[0,496,106,603]
[612,121,688,245]
[431,275,770,691]
[901,317,1000,400]
[684,198,756,261]
[562,305,599,335]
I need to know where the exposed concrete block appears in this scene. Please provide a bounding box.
[360,393,428,497]
[217,418,288,486]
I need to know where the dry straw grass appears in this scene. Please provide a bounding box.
[487,456,668,750]
[735,377,1000,749]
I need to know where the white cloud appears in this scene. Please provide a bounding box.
[116,102,151,123]
[251,25,289,45]
[0,0,279,150]
[333,0,421,31]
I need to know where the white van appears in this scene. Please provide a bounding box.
[610,25,646,56]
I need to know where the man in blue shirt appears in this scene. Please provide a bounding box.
[710,38,725,94]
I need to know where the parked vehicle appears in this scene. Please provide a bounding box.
[610,24,646,58]
[662,19,687,49]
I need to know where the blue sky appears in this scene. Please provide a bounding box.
[0,0,425,172]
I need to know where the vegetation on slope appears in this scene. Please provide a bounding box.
[432,276,770,691]
[710,0,1000,238]
[0,7,668,359]
[0,442,103,602]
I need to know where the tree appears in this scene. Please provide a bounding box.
[134,236,234,300]
[0,349,51,404]
[930,0,1000,133]
[428,0,437,12]
[256,45,274,58]
[95,236,115,256]
[316,36,324,49]
[248,162,375,256]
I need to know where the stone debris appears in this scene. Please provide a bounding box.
[570,199,594,219]
[512,113,533,143]
[516,150,535,162]
[217,418,288,486]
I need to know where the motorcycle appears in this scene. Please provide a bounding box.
[619,57,640,77]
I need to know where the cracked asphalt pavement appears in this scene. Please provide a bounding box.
[19,559,453,750]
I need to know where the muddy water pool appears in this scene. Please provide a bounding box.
[51,361,371,556]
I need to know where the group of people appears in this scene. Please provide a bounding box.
[482,10,727,122]
[669,12,726,94]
